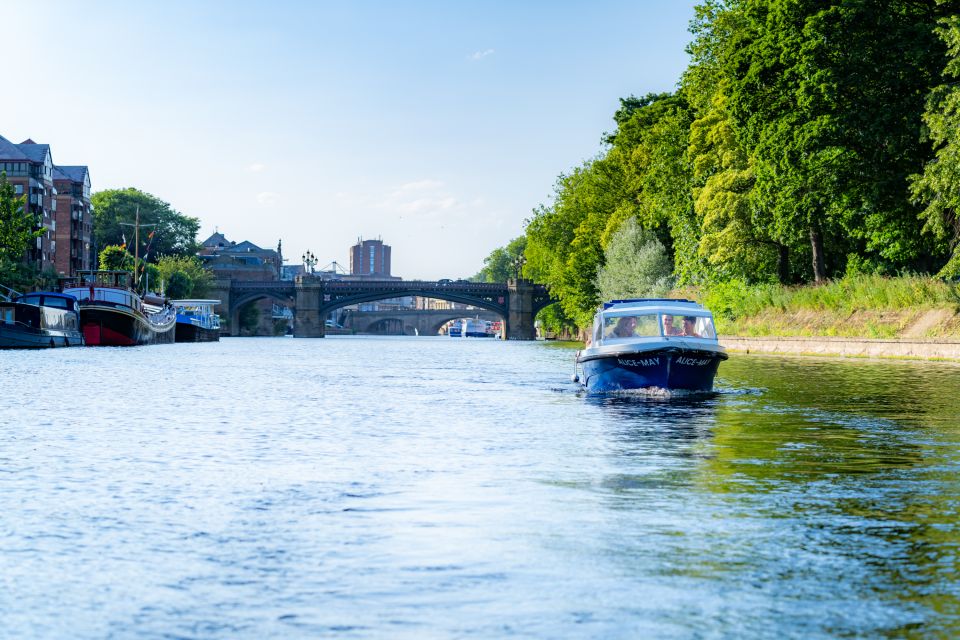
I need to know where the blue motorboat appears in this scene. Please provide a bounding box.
[171,299,221,342]
[574,299,727,393]
[0,288,85,348]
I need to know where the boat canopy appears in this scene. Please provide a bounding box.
[591,299,719,344]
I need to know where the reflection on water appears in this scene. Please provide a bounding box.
[1,340,960,638]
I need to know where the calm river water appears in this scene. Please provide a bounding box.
[2,336,960,638]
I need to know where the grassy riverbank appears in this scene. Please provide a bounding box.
[679,275,960,340]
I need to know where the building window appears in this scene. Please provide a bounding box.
[14,184,22,195]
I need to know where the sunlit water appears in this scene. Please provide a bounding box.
[2,336,960,638]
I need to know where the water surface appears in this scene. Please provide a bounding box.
[2,337,959,638]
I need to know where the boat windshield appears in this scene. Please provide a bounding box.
[661,313,716,339]
[601,313,660,339]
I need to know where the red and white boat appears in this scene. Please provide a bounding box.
[62,271,176,346]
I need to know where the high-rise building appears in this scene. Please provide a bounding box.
[349,237,391,277]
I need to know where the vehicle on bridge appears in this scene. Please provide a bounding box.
[574,299,727,393]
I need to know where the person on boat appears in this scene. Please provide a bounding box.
[681,316,700,337]
[663,314,679,336]
[611,315,638,338]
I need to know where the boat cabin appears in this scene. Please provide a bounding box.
[0,292,81,332]
[61,270,143,313]
[171,299,222,330]
[591,299,718,347]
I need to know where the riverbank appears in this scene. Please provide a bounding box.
[721,335,960,361]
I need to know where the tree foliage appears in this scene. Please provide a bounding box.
[0,171,42,265]
[156,255,213,298]
[482,0,960,332]
[473,236,527,282]
[912,13,960,278]
[91,188,200,260]
[596,218,674,300]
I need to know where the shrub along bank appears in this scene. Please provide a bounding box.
[685,275,960,340]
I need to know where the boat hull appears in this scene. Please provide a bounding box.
[175,322,220,342]
[578,348,726,393]
[80,305,175,346]
[0,323,83,348]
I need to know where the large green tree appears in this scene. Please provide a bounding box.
[91,188,200,260]
[472,236,527,282]
[596,218,674,300]
[912,12,960,278]
[156,255,213,298]
[727,0,949,281]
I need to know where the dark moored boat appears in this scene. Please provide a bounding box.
[0,288,84,348]
[61,271,176,346]
[575,299,728,393]
[171,299,221,342]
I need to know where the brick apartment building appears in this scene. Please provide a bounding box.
[349,237,391,277]
[53,165,93,275]
[0,134,92,276]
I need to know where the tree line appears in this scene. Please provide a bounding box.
[479,0,960,330]
[0,178,209,298]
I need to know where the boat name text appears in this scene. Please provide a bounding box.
[617,357,660,367]
[676,357,711,366]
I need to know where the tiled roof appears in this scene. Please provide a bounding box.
[224,240,277,257]
[16,141,51,164]
[202,232,228,247]
[53,165,88,183]
[0,134,30,161]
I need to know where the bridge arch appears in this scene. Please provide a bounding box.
[223,277,553,339]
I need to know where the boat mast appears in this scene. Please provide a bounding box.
[119,205,156,293]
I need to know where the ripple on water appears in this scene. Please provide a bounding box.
[2,340,960,638]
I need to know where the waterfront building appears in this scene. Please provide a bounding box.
[53,165,93,276]
[0,135,56,272]
[197,231,282,335]
[198,232,281,281]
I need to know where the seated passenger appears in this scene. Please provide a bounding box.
[662,314,679,336]
[681,316,700,337]
[611,316,638,338]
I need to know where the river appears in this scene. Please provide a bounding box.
[2,336,959,638]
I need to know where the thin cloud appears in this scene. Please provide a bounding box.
[246,162,266,173]
[256,191,279,206]
[470,48,495,61]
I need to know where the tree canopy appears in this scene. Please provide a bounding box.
[477,0,960,331]
[91,188,200,260]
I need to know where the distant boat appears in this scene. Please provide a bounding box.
[171,299,221,342]
[448,321,462,337]
[575,299,727,393]
[62,271,176,346]
[464,318,491,338]
[0,289,84,348]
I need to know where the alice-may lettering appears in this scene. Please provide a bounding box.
[617,357,660,367]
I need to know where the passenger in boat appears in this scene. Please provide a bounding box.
[611,316,638,338]
[663,314,679,336]
[681,316,700,337]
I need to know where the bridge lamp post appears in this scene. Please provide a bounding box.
[512,254,527,282]
[302,250,318,274]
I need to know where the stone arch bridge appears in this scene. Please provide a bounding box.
[210,276,554,340]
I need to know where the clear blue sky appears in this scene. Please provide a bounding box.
[3,0,699,279]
